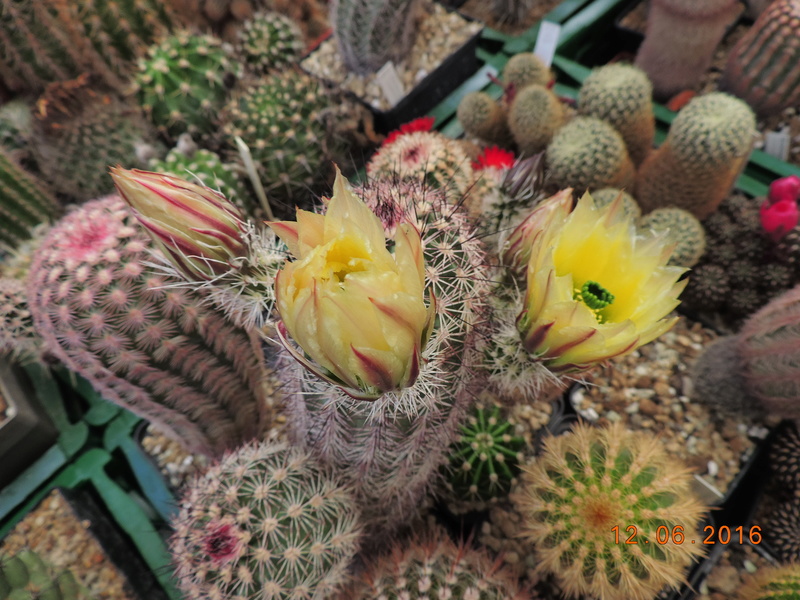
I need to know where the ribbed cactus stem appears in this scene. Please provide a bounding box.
[26,195,274,457]
[0,549,94,599]
[0,148,58,247]
[719,0,800,117]
[634,0,742,99]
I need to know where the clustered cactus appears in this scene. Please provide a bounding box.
[0,549,94,600]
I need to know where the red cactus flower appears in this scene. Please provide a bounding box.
[382,116,436,147]
[768,175,800,206]
[472,146,515,171]
[761,197,799,242]
[202,522,242,566]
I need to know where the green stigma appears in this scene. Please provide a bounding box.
[574,281,614,322]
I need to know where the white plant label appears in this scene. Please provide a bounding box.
[533,21,561,68]
[765,127,791,161]
[376,61,405,107]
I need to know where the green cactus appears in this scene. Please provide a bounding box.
[221,69,342,210]
[135,31,241,140]
[636,93,756,219]
[0,277,40,364]
[592,188,642,221]
[516,422,707,600]
[26,195,275,458]
[445,402,524,503]
[502,52,552,91]
[639,207,706,267]
[720,0,800,118]
[0,549,93,599]
[0,148,58,249]
[331,0,421,75]
[170,441,361,600]
[456,91,510,146]
[508,84,566,157]
[236,11,303,75]
[351,526,530,599]
[546,116,636,192]
[738,562,800,598]
[31,76,161,202]
[578,63,655,166]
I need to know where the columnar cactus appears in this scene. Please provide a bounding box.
[0,148,58,248]
[516,422,707,600]
[578,63,655,166]
[634,0,743,99]
[639,207,706,267]
[135,31,241,139]
[719,0,800,118]
[170,441,362,600]
[236,11,303,75]
[32,75,161,202]
[331,0,422,75]
[0,549,94,599]
[508,84,566,156]
[636,93,756,219]
[348,526,531,599]
[26,195,274,457]
[545,116,636,192]
[738,284,800,420]
[738,564,800,600]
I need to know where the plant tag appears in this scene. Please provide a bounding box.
[376,61,405,107]
[765,127,791,161]
[533,21,561,68]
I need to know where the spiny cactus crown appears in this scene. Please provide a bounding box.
[171,441,361,600]
[502,52,552,91]
[236,11,303,74]
[517,422,707,600]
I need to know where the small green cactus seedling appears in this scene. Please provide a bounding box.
[738,563,800,599]
[592,188,642,221]
[456,91,510,146]
[546,116,636,192]
[171,441,362,600]
[446,402,524,502]
[517,422,707,600]
[508,84,566,156]
[236,11,303,75]
[639,207,706,267]
[503,52,552,91]
[0,549,94,599]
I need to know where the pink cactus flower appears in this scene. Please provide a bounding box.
[760,197,799,242]
[768,175,800,206]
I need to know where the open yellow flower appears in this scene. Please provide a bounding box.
[268,167,435,400]
[516,191,687,373]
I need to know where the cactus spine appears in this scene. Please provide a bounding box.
[502,52,552,91]
[331,0,422,75]
[516,422,707,600]
[719,0,800,118]
[738,564,800,599]
[0,148,58,248]
[634,0,743,99]
[171,441,361,600]
[26,195,274,457]
[0,550,93,599]
[738,284,800,420]
[636,93,756,219]
[578,63,655,166]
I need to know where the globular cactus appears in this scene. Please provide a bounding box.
[457,91,511,146]
[31,75,161,202]
[719,0,800,118]
[578,63,655,166]
[0,549,93,600]
[546,116,636,192]
[738,284,800,420]
[170,441,361,600]
[502,52,552,91]
[445,402,524,503]
[0,277,40,364]
[634,0,743,99]
[26,195,274,457]
[0,148,58,248]
[639,207,706,267]
[738,564,800,600]
[636,93,756,219]
[592,188,642,221]
[0,0,178,94]
[508,84,566,157]
[516,422,707,600]
[680,263,730,312]
[347,526,531,599]
[236,11,303,75]
[762,500,800,564]
[366,130,474,200]
[221,69,342,210]
[771,422,800,491]
[331,0,422,75]
[135,31,241,140]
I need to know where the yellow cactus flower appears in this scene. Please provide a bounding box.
[516,191,687,373]
[268,167,435,400]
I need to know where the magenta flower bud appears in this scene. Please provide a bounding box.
[768,175,800,206]
[110,167,247,281]
[760,197,799,243]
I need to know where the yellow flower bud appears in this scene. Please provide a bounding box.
[269,167,435,400]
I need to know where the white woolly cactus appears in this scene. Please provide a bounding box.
[170,441,362,600]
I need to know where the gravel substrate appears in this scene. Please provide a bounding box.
[1,490,136,600]
[458,0,565,35]
[697,544,776,600]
